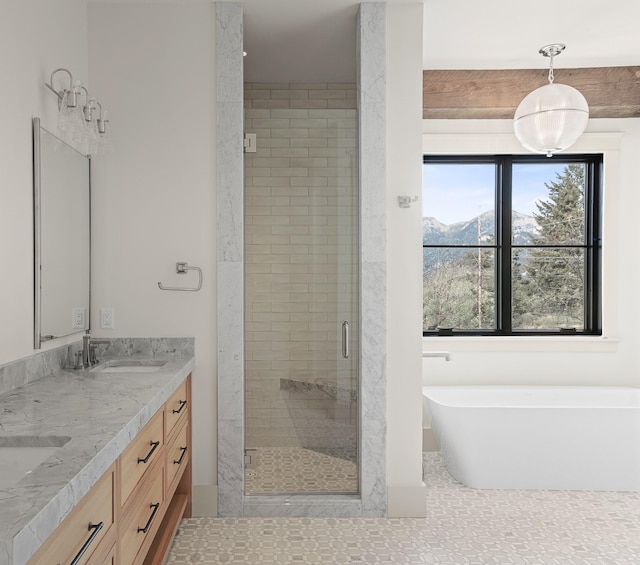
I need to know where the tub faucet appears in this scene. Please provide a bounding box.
[422,351,451,362]
[82,334,112,368]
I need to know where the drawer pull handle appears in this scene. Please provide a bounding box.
[173,446,188,465]
[172,399,187,414]
[69,521,104,565]
[137,440,160,464]
[137,502,160,534]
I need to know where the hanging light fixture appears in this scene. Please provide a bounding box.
[514,44,589,157]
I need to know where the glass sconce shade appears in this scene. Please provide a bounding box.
[46,68,111,156]
[514,82,589,157]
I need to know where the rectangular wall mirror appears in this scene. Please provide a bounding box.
[33,117,91,349]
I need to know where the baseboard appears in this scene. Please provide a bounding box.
[387,484,427,518]
[423,427,440,452]
[191,484,218,517]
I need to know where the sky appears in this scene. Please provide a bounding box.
[423,162,567,225]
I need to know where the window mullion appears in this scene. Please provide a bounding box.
[499,158,512,334]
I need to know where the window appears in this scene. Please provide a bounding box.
[422,154,602,336]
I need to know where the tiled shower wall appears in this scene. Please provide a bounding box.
[244,83,359,452]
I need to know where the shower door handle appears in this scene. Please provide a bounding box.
[342,321,349,359]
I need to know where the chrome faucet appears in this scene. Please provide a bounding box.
[82,334,112,368]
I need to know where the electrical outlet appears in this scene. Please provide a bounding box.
[101,307,115,329]
[72,308,85,329]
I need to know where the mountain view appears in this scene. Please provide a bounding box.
[422,210,539,273]
[423,210,539,246]
[422,163,587,331]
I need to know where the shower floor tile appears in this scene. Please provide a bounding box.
[245,446,358,494]
[167,452,640,564]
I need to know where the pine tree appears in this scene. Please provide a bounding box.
[515,164,585,328]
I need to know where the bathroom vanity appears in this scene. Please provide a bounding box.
[0,354,194,565]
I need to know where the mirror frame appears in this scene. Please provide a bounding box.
[33,117,91,349]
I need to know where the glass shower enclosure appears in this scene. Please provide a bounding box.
[243,83,359,494]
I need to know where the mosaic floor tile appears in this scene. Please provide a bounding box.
[245,446,358,494]
[168,452,640,564]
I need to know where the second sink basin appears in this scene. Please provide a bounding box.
[0,436,71,489]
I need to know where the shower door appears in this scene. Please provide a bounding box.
[243,89,359,495]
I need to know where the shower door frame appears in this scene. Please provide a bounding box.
[215,1,387,518]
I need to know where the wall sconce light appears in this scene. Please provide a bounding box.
[514,44,589,157]
[45,68,111,156]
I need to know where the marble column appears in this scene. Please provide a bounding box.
[358,1,387,517]
[215,2,244,517]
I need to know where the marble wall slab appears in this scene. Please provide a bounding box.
[0,338,195,397]
[215,2,245,517]
[358,1,387,518]
[0,342,81,396]
[93,337,195,358]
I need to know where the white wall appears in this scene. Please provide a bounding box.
[0,0,89,365]
[386,2,427,516]
[422,117,640,425]
[87,3,217,498]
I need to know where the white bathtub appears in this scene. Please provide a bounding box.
[423,386,640,491]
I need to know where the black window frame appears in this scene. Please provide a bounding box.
[422,153,603,337]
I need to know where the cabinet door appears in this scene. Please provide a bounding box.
[29,468,114,565]
[120,410,164,506]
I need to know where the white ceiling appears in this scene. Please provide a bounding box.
[241,0,640,82]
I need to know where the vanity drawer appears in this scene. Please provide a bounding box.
[120,463,165,565]
[166,419,189,492]
[165,379,188,438]
[29,467,114,565]
[120,410,164,507]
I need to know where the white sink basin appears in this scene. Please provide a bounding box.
[98,365,163,373]
[93,360,168,373]
[0,436,70,489]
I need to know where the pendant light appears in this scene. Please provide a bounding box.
[514,44,589,157]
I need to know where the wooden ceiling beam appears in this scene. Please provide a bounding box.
[423,66,640,119]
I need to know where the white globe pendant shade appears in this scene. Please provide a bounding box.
[514,82,589,157]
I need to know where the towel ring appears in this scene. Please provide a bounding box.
[158,262,203,292]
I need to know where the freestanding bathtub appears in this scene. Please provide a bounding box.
[423,386,640,491]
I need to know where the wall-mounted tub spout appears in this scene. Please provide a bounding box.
[422,351,451,362]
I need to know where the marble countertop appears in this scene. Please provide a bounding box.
[0,355,195,565]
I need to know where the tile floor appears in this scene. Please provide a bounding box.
[167,452,640,564]
[245,446,358,495]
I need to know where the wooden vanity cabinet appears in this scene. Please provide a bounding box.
[119,373,192,565]
[26,374,192,565]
